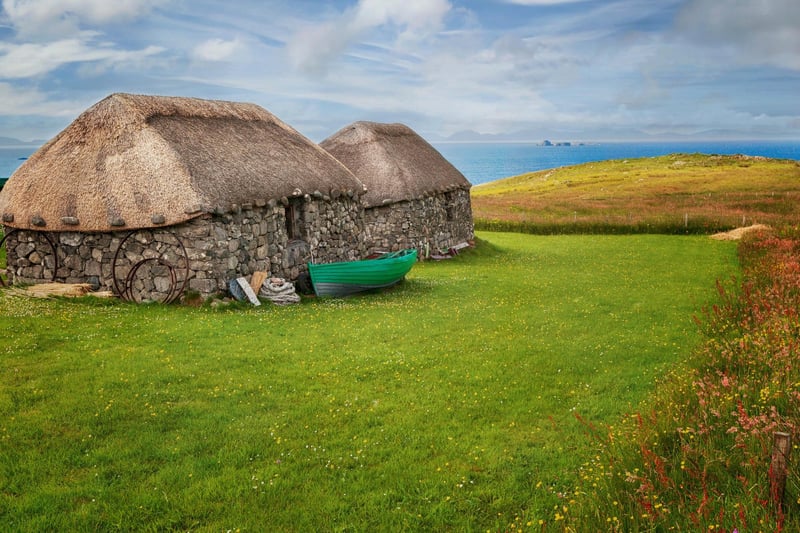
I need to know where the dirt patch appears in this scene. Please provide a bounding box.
[710,224,772,241]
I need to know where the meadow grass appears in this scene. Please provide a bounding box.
[0,232,739,531]
[471,154,800,234]
[571,226,800,532]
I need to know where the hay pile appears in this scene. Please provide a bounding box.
[710,224,771,241]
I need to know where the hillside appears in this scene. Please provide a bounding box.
[470,153,800,233]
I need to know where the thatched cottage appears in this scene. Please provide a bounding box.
[320,122,473,256]
[0,93,367,301]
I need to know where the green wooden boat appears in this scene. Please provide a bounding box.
[308,249,417,297]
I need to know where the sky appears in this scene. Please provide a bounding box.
[0,0,798,144]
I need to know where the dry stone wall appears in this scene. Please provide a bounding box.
[364,189,474,256]
[2,195,365,301]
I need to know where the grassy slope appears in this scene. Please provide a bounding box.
[0,233,738,531]
[471,154,800,233]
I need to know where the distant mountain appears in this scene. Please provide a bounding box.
[0,136,43,147]
[446,130,510,142]
[441,129,592,143]
[444,130,542,142]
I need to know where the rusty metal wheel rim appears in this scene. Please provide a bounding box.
[124,257,178,304]
[112,229,189,303]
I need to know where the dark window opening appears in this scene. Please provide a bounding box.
[285,198,305,240]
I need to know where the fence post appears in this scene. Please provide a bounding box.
[771,432,792,512]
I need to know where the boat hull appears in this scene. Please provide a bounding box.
[308,249,417,297]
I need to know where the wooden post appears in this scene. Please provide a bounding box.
[771,432,792,512]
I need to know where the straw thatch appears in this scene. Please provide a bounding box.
[0,93,365,232]
[320,121,470,208]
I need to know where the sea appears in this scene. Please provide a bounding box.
[0,147,37,182]
[2,140,799,186]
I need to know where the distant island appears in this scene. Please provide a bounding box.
[541,140,585,147]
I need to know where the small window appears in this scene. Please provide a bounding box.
[285,198,304,240]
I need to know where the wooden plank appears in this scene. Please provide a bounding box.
[9,282,92,298]
[250,271,268,294]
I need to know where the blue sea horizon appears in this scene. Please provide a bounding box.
[434,139,800,185]
[2,139,799,186]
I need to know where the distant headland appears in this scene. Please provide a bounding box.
[0,136,44,148]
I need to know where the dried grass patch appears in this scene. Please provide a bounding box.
[710,223,771,241]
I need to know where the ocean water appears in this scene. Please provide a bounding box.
[434,140,800,185]
[0,147,36,181]
[2,140,799,186]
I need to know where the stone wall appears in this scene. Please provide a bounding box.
[2,194,365,301]
[364,189,474,256]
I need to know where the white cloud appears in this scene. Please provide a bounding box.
[286,0,451,75]
[350,0,451,31]
[0,0,795,142]
[2,0,168,38]
[0,82,83,115]
[192,38,243,62]
[501,0,587,4]
[0,37,164,78]
[676,0,800,71]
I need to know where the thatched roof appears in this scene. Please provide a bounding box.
[0,93,366,232]
[320,122,470,208]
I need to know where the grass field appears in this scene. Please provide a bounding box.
[0,232,739,531]
[571,226,800,531]
[472,154,800,234]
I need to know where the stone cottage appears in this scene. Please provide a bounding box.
[0,93,367,302]
[320,121,473,256]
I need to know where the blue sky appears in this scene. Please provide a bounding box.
[0,0,798,143]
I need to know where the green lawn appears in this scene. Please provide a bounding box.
[0,232,738,531]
